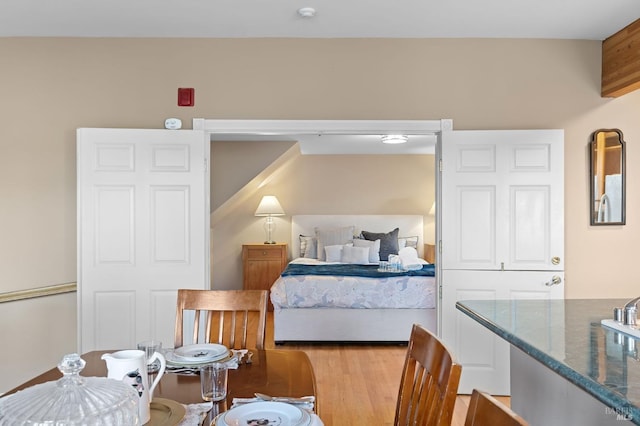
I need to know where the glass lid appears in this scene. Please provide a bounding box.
[0,353,139,425]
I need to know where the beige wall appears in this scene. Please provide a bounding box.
[1,37,640,392]
[211,140,295,212]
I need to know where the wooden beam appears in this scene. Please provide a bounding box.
[602,19,640,98]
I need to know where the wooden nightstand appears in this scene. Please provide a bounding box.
[242,243,288,310]
[424,243,436,264]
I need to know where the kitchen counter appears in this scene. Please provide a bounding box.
[456,298,640,425]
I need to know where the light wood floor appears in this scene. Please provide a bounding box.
[263,313,509,425]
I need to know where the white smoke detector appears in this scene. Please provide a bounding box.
[164,118,182,130]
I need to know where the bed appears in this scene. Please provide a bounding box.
[271,215,438,343]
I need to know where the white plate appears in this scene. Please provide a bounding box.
[214,410,311,426]
[174,344,228,361]
[220,402,309,426]
[218,405,311,426]
[165,349,231,366]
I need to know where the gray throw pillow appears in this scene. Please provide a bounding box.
[315,226,355,261]
[361,227,399,261]
[299,235,317,258]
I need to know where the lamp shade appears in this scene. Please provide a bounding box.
[428,202,436,216]
[255,196,285,216]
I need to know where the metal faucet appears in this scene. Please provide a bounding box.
[621,296,640,326]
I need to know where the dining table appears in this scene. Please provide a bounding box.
[4,348,319,426]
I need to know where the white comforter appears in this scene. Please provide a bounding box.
[270,258,436,310]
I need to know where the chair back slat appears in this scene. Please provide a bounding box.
[395,324,462,426]
[216,311,224,345]
[203,310,212,344]
[242,311,250,348]
[191,309,201,344]
[229,311,237,348]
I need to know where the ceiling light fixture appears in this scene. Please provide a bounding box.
[381,135,409,144]
[297,7,316,18]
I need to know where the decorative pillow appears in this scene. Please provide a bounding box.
[299,235,317,258]
[315,226,355,261]
[353,238,381,263]
[361,227,399,261]
[398,236,419,250]
[341,245,370,264]
[324,244,344,262]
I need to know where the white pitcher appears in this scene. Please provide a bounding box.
[102,349,166,424]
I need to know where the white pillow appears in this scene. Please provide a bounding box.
[324,244,344,262]
[341,245,370,264]
[315,226,355,261]
[353,238,381,263]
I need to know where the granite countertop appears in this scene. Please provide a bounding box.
[456,298,640,424]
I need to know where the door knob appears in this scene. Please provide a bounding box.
[551,256,561,265]
[545,276,562,286]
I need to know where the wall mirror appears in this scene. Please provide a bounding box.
[590,129,625,225]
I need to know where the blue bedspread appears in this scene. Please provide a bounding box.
[281,263,435,278]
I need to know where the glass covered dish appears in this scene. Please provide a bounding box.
[0,353,139,425]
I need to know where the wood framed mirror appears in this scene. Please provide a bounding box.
[590,129,625,225]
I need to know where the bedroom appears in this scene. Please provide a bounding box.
[210,140,436,291]
[1,36,640,393]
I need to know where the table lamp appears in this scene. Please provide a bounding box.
[254,195,285,244]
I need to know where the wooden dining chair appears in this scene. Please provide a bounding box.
[174,289,268,350]
[394,324,462,426]
[464,389,528,426]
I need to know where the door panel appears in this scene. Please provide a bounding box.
[458,186,496,264]
[96,186,134,263]
[510,143,550,171]
[453,288,502,368]
[95,291,136,349]
[510,185,550,265]
[151,290,181,343]
[457,144,496,172]
[441,271,511,394]
[151,186,190,262]
[78,128,209,352]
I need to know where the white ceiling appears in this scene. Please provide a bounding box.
[2,0,639,39]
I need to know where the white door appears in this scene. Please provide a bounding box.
[438,129,564,395]
[77,128,210,353]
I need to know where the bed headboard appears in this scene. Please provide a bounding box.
[291,215,424,258]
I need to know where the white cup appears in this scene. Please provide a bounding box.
[200,363,228,402]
